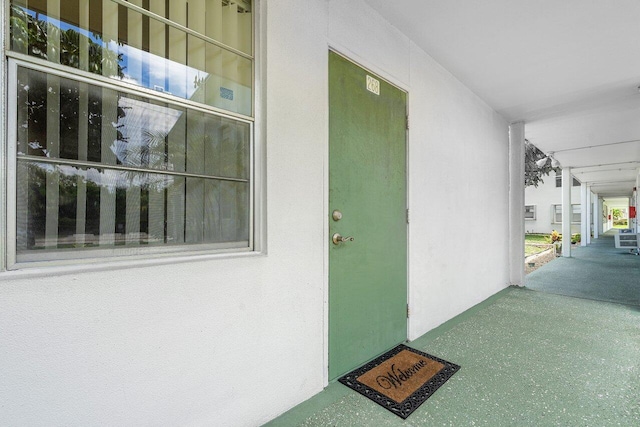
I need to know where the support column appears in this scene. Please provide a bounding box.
[586,187,592,244]
[580,182,587,246]
[562,167,572,257]
[634,174,639,233]
[593,193,599,238]
[0,0,6,270]
[509,122,525,286]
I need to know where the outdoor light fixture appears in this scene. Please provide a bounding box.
[536,152,561,168]
[535,157,548,167]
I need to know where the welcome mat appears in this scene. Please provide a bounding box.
[338,344,460,419]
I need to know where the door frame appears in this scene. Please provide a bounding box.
[323,47,411,385]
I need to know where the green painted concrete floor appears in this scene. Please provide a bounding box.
[266,288,640,426]
[267,233,640,426]
[526,232,640,307]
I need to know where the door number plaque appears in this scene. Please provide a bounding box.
[366,75,380,95]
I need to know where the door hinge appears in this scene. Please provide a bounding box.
[406,115,409,130]
[407,304,410,318]
[406,208,410,224]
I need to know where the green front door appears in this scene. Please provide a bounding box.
[328,52,408,380]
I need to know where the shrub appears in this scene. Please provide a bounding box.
[546,230,561,243]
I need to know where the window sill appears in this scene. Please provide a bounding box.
[0,249,267,281]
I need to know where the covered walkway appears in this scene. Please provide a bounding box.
[267,232,640,425]
[526,231,640,307]
[267,286,640,426]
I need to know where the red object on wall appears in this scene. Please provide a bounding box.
[608,214,611,220]
[630,206,637,219]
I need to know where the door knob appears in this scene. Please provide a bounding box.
[332,233,355,245]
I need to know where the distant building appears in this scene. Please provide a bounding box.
[525,170,582,235]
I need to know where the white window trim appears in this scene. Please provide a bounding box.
[551,204,581,224]
[525,205,536,220]
[1,0,265,272]
[6,58,256,270]
[0,0,7,272]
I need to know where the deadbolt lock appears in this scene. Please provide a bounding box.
[332,210,343,221]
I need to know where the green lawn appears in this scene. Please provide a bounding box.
[525,234,549,244]
[525,234,554,256]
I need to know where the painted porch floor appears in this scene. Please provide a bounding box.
[266,287,640,426]
[526,231,640,307]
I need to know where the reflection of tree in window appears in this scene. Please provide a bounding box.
[10,0,253,260]
[10,3,122,77]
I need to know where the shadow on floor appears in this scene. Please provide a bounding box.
[265,232,640,426]
[265,288,640,426]
[526,231,640,307]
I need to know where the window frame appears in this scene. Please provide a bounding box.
[2,0,263,271]
[0,2,5,272]
[524,205,536,220]
[6,57,256,269]
[555,170,580,187]
[7,0,256,118]
[571,205,581,223]
[552,204,581,224]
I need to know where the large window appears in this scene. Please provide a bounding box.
[7,0,254,266]
[10,0,253,115]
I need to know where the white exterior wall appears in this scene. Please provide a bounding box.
[0,1,511,425]
[525,177,582,234]
[407,43,510,334]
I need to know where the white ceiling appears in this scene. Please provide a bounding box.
[364,0,640,197]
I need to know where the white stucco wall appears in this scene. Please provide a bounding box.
[525,177,582,234]
[327,0,511,338]
[406,42,510,336]
[0,1,512,425]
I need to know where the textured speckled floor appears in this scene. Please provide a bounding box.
[266,288,640,426]
[526,232,640,307]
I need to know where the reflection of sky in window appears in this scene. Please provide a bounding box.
[22,7,208,101]
[114,42,207,100]
[115,96,183,169]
